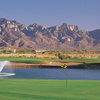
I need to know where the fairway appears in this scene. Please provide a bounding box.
[0,57,100,64]
[0,57,50,64]
[0,79,100,100]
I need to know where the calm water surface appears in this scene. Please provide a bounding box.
[2,68,100,80]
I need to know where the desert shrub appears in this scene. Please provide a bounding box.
[65,55,71,59]
[2,50,11,54]
[16,49,32,54]
[57,52,66,60]
[72,56,80,59]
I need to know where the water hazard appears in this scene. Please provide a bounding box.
[2,68,100,80]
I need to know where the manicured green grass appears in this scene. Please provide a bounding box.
[57,57,100,63]
[0,57,100,64]
[0,57,50,64]
[0,79,100,100]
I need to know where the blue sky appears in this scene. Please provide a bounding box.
[0,0,100,30]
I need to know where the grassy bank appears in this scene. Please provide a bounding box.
[0,57,50,64]
[57,57,100,63]
[0,79,100,100]
[0,57,100,63]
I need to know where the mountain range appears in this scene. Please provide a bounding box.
[0,18,100,50]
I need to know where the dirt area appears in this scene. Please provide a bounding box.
[11,62,83,69]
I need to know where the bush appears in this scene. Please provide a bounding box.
[57,52,65,60]
[65,55,71,59]
[2,50,12,54]
[72,56,80,59]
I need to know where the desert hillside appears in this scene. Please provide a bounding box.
[0,18,100,50]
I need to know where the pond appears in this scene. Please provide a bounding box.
[1,68,100,80]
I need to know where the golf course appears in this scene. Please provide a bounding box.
[0,53,100,100]
[0,79,100,100]
[0,0,100,99]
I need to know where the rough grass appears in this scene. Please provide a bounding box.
[0,79,100,100]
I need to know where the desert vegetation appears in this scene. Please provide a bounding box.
[0,49,100,68]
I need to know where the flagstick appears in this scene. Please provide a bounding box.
[61,64,67,88]
[66,69,67,88]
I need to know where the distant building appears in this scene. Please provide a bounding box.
[32,50,47,53]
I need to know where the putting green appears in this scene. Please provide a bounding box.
[0,79,100,100]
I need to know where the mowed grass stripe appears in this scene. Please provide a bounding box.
[0,79,100,100]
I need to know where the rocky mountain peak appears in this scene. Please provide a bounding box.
[0,18,100,50]
[28,23,47,31]
[0,18,28,32]
[29,23,40,27]
[0,18,7,24]
[61,23,79,31]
